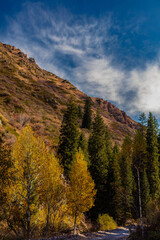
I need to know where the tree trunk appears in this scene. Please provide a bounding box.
[27,173,31,240]
[45,204,50,237]
[73,214,77,235]
[136,167,144,236]
[27,152,31,240]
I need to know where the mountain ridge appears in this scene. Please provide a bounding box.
[0,42,138,147]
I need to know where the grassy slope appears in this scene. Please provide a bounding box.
[0,42,138,149]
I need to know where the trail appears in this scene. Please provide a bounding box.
[78,227,130,240]
[47,226,131,240]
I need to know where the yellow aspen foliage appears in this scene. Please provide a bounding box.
[38,151,65,236]
[67,149,96,234]
[7,125,47,239]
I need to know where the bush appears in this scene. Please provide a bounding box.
[97,214,117,231]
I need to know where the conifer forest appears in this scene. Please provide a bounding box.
[1,97,160,239]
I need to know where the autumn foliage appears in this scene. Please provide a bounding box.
[67,150,96,234]
[0,125,96,239]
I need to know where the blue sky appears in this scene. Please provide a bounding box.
[1,0,160,119]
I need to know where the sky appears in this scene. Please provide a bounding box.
[1,0,160,120]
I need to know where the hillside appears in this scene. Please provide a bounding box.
[0,42,138,148]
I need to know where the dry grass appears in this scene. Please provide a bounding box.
[0,42,138,148]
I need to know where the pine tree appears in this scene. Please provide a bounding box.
[120,137,134,224]
[77,132,87,153]
[139,113,147,126]
[82,97,92,129]
[104,126,113,216]
[77,131,89,165]
[138,113,147,139]
[112,143,123,224]
[141,169,150,216]
[67,150,96,234]
[78,105,83,119]
[146,112,160,199]
[58,99,79,176]
[88,110,108,218]
[105,126,113,161]
[88,110,108,186]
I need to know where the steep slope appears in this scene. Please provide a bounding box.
[0,42,138,148]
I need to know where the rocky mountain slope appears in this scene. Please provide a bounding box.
[0,42,138,148]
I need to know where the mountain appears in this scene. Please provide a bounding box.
[0,42,138,148]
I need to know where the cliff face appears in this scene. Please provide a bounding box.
[0,42,138,148]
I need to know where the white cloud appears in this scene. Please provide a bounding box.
[2,3,160,117]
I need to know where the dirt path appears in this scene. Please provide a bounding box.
[48,227,130,240]
[77,227,130,240]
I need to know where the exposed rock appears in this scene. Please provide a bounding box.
[29,57,36,63]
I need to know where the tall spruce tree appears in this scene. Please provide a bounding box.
[120,136,134,224]
[78,132,87,153]
[78,105,83,119]
[138,113,147,137]
[88,110,108,218]
[146,112,160,199]
[58,99,79,176]
[105,126,113,161]
[104,126,114,216]
[141,169,150,217]
[82,97,92,129]
[77,132,89,165]
[112,143,123,224]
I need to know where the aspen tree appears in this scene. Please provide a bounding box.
[38,152,64,236]
[8,125,46,239]
[67,150,96,234]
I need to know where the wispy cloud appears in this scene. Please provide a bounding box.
[2,2,160,117]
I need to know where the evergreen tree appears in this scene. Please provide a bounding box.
[138,113,147,136]
[105,126,113,161]
[146,112,160,199]
[82,97,92,129]
[77,132,87,154]
[88,110,108,218]
[139,113,147,126]
[157,132,160,162]
[78,105,83,119]
[58,99,79,176]
[141,168,150,217]
[104,126,113,216]
[120,137,134,224]
[112,143,123,224]
[77,131,89,165]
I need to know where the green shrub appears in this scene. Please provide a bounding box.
[97,214,117,231]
